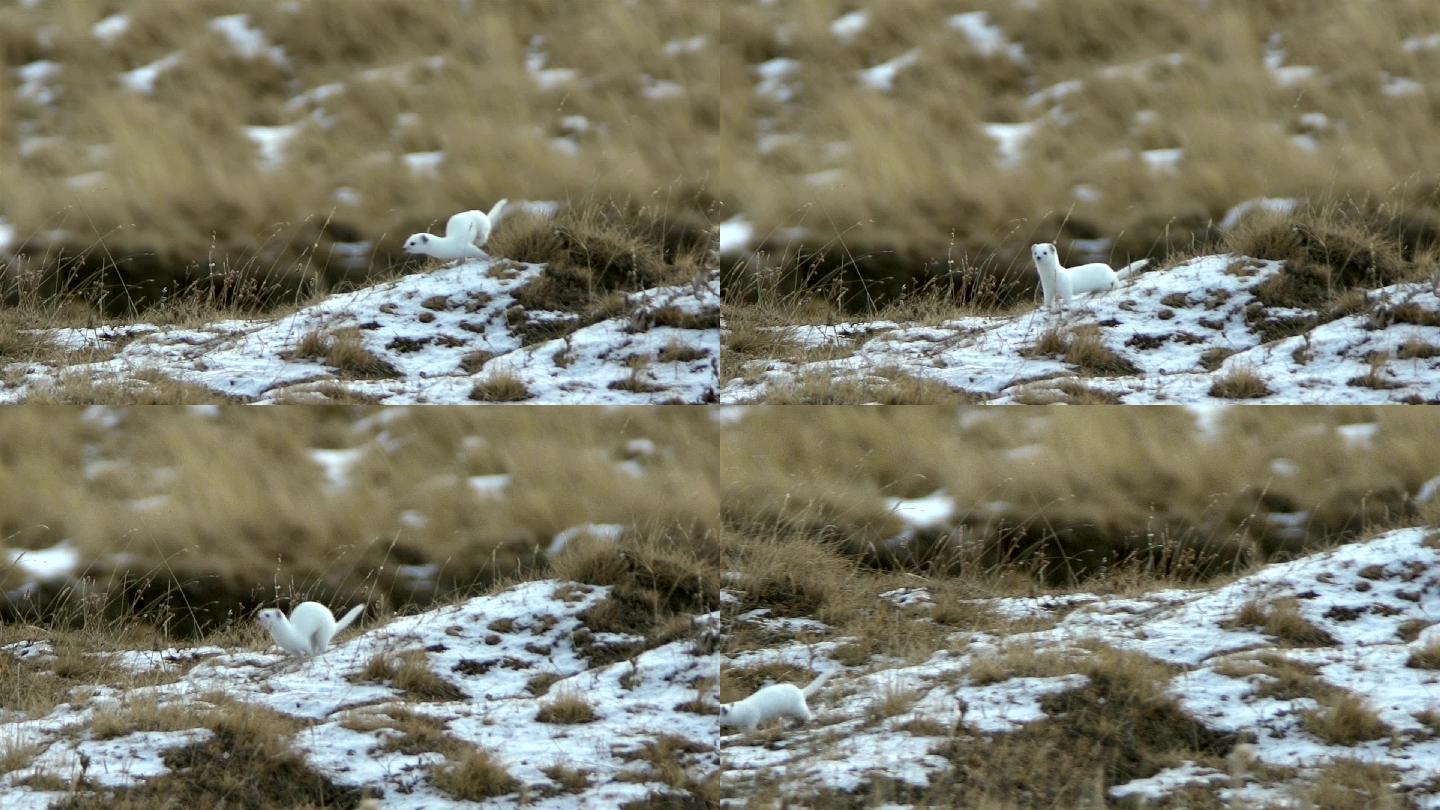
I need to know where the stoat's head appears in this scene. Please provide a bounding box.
[256,607,285,626]
[402,233,431,255]
[719,705,734,726]
[1031,243,1056,263]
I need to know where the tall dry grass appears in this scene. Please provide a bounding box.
[0,406,718,635]
[0,0,719,318]
[720,0,1440,314]
[723,406,1440,587]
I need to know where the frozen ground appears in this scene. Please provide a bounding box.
[722,526,1440,807]
[7,258,719,404]
[723,254,1440,404]
[0,579,718,808]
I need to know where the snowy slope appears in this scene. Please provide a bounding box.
[722,527,1440,807]
[0,579,718,808]
[722,255,1440,404]
[10,259,719,404]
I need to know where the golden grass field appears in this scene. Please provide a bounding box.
[0,0,718,320]
[0,406,718,635]
[723,406,1440,586]
[720,0,1440,316]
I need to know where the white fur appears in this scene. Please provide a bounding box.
[257,601,364,657]
[1031,242,1147,310]
[403,199,508,261]
[720,670,833,733]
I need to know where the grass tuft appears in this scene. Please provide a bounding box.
[1208,366,1271,399]
[1302,692,1391,745]
[430,748,519,802]
[469,371,531,402]
[1405,641,1440,670]
[356,650,466,701]
[535,691,599,724]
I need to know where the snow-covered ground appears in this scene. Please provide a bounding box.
[723,254,1440,404]
[8,258,719,404]
[721,526,1440,807]
[1,579,718,808]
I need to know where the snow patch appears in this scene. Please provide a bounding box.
[857,49,921,92]
[91,13,130,43]
[830,10,869,40]
[948,12,1026,61]
[208,14,285,63]
[120,53,182,94]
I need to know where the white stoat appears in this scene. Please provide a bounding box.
[402,199,509,261]
[720,669,833,733]
[1031,242,1148,311]
[257,601,364,657]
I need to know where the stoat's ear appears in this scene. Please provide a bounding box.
[421,235,429,243]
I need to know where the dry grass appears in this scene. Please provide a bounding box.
[1232,654,1335,702]
[0,407,717,638]
[1019,324,1138,376]
[620,734,717,803]
[0,616,216,724]
[21,370,238,404]
[1405,641,1440,670]
[657,338,708,363]
[718,406,1440,805]
[0,0,717,324]
[502,204,702,316]
[1063,326,1137,376]
[1415,709,1440,735]
[535,691,599,725]
[343,707,465,757]
[89,696,198,740]
[0,737,41,775]
[1025,327,1070,357]
[468,370,532,402]
[724,407,1437,591]
[1262,599,1337,647]
[865,683,918,723]
[55,699,355,809]
[548,531,716,663]
[1302,692,1392,746]
[357,649,466,702]
[540,764,591,794]
[966,645,1078,687]
[720,0,1440,320]
[429,747,519,802]
[1348,353,1403,390]
[1225,598,1336,647]
[314,328,400,379]
[1209,366,1272,399]
[609,356,665,394]
[1396,336,1440,360]
[920,645,1231,806]
[761,365,978,404]
[1303,759,1406,810]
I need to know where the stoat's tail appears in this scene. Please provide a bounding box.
[802,669,834,697]
[334,604,364,636]
[1115,258,1150,281]
[487,198,508,225]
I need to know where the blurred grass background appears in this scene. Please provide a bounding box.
[0,0,718,318]
[0,406,718,635]
[723,406,1440,591]
[719,0,1440,314]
